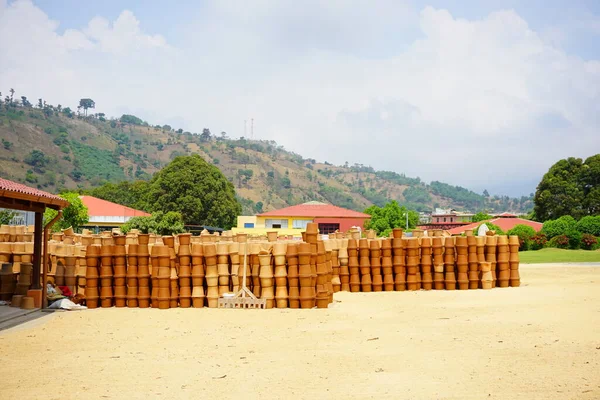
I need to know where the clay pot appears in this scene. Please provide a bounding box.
[20,296,35,310]
[11,295,23,307]
[315,296,329,309]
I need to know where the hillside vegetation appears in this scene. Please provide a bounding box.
[0,93,533,215]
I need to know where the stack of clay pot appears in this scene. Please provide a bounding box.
[53,245,66,286]
[178,233,192,308]
[64,253,77,294]
[216,242,230,297]
[273,242,288,308]
[163,236,178,309]
[455,236,469,290]
[126,243,139,308]
[480,261,493,289]
[509,235,520,287]
[405,238,420,291]
[99,244,113,308]
[258,249,274,308]
[466,236,479,289]
[137,234,151,308]
[0,262,16,301]
[432,237,445,290]
[328,240,341,293]
[85,245,100,308]
[204,243,219,308]
[16,262,32,296]
[286,242,300,308]
[348,239,360,292]
[315,241,329,308]
[338,238,350,291]
[370,240,383,292]
[229,242,240,293]
[419,238,433,290]
[151,244,170,310]
[444,237,456,290]
[0,242,11,264]
[381,239,394,291]
[496,235,510,288]
[250,242,261,297]
[358,239,372,292]
[392,229,405,291]
[191,243,205,307]
[485,235,498,288]
[298,241,315,309]
[112,236,127,308]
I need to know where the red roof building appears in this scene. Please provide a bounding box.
[446,216,542,235]
[255,201,370,234]
[0,177,68,209]
[79,196,150,227]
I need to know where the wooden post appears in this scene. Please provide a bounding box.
[32,210,44,289]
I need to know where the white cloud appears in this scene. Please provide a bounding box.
[1,0,599,196]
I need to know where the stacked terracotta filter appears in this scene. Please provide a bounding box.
[455,236,469,290]
[419,238,433,290]
[259,249,274,308]
[113,236,127,307]
[328,240,341,293]
[273,242,288,308]
[151,244,170,309]
[0,263,15,301]
[204,243,218,308]
[315,241,329,308]
[324,243,334,304]
[370,240,382,292]
[480,261,493,289]
[85,245,99,308]
[432,237,444,290]
[126,243,139,307]
[444,237,456,290]
[216,242,230,297]
[229,242,240,293]
[178,233,192,308]
[392,229,405,291]
[509,235,521,287]
[14,261,32,296]
[380,239,393,291]
[467,236,479,289]
[250,243,261,297]
[287,242,300,308]
[358,239,371,292]
[338,239,350,291]
[348,239,360,292]
[485,235,498,288]
[137,234,151,308]
[54,245,65,287]
[298,242,314,309]
[496,235,510,288]
[163,236,178,309]
[405,238,420,291]
[191,243,205,307]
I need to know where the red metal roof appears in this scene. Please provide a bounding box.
[446,217,542,235]
[79,196,150,217]
[0,177,68,208]
[258,202,370,219]
[494,212,518,218]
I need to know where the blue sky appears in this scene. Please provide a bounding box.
[2,0,599,197]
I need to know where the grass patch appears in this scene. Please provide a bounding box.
[70,140,126,182]
[519,248,600,264]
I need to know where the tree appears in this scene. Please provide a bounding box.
[37,98,43,109]
[200,128,211,142]
[0,210,16,225]
[2,138,12,150]
[254,201,264,214]
[79,98,95,116]
[145,155,241,229]
[472,212,493,222]
[533,155,600,221]
[483,189,490,197]
[62,107,73,118]
[43,192,89,232]
[120,114,143,125]
[24,150,49,171]
[120,211,185,236]
[364,200,419,236]
[9,88,14,103]
[20,96,31,107]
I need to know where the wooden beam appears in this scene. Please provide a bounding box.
[31,211,44,290]
[0,197,46,213]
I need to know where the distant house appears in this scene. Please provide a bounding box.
[79,196,150,230]
[446,214,542,235]
[233,201,370,237]
[418,208,474,230]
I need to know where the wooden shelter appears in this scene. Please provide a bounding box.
[0,178,68,293]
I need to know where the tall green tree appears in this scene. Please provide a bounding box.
[364,200,419,236]
[145,155,241,229]
[79,98,95,116]
[533,155,599,221]
[44,192,89,232]
[472,212,493,222]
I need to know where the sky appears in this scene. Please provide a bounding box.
[1,0,599,197]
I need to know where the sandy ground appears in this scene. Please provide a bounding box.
[1,264,599,400]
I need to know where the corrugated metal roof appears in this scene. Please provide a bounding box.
[79,196,150,217]
[258,202,370,218]
[447,217,543,235]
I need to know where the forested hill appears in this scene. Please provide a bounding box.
[0,96,533,215]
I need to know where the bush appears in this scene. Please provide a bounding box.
[541,215,577,239]
[581,234,598,250]
[506,224,537,250]
[565,230,582,249]
[530,233,548,250]
[548,234,569,249]
[576,216,600,236]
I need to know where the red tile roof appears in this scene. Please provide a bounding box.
[447,217,542,235]
[79,196,150,217]
[494,212,518,218]
[0,177,69,208]
[258,202,370,219]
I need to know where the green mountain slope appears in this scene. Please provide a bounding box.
[0,101,533,215]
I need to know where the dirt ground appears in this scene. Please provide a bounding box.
[1,264,599,400]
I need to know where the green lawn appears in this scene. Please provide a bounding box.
[519,248,600,264]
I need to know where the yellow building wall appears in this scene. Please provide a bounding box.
[233,215,315,237]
